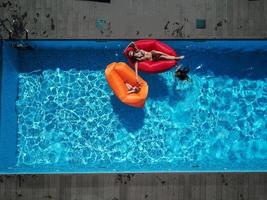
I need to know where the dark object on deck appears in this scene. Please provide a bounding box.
[217,21,223,27]
[196,19,206,29]
[76,0,111,3]
[51,18,55,30]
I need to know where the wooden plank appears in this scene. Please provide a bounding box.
[221,173,239,200]
[248,0,264,36]
[67,0,74,38]
[3,176,17,200]
[206,174,217,200]
[204,0,215,38]
[58,175,72,200]
[29,0,38,39]
[118,175,129,200]
[200,174,207,200]
[78,1,87,38]
[191,173,201,199]
[215,174,223,200]
[248,0,256,36]
[76,174,93,200]
[255,173,267,200]
[264,0,267,37]
[226,0,234,37]
[34,0,42,38]
[56,0,64,38]
[215,0,225,37]
[42,0,52,38]
[128,174,141,200]
[176,174,186,200]
[49,0,57,38]
[237,173,249,200]
[254,0,265,36]
[232,0,239,37]
[102,174,118,200]
[46,175,59,200]
[239,0,249,37]
[154,174,172,200]
[184,174,191,200]
[68,1,79,38]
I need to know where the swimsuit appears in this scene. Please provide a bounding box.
[151,52,162,61]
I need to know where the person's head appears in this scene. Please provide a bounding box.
[128,50,142,59]
[175,68,189,81]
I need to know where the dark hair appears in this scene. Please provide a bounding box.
[128,50,138,62]
[175,68,190,81]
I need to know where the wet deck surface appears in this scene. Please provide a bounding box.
[0,0,267,39]
[0,173,267,200]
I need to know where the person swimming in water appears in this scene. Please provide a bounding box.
[175,65,190,81]
[127,42,185,83]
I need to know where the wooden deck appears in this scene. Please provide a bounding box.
[0,173,266,200]
[0,0,267,39]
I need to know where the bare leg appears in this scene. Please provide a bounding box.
[125,82,133,90]
[125,83,140,94]
[159,55,184,60]
[127,89,136,94]
[151,50,185,60]
[151,50,169,56]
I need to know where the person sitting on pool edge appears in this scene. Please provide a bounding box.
[127,42,185,83]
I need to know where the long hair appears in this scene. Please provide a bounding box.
[175,67,190,81]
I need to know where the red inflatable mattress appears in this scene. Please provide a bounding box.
[124,39,177,73]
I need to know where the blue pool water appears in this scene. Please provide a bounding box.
[0,40,266,173]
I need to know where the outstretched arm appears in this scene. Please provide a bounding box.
[135,62,140,84]
[123,42,138,53]
[130,42,139,51]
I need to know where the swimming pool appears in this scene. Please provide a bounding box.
[0,40,266,173]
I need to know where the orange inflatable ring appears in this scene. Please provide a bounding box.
[105,62,149,108]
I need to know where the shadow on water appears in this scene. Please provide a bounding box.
[169,80,189,106]
[110,95,145,132]
[142,73,169,100]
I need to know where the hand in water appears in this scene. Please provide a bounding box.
[179,55,185,59]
